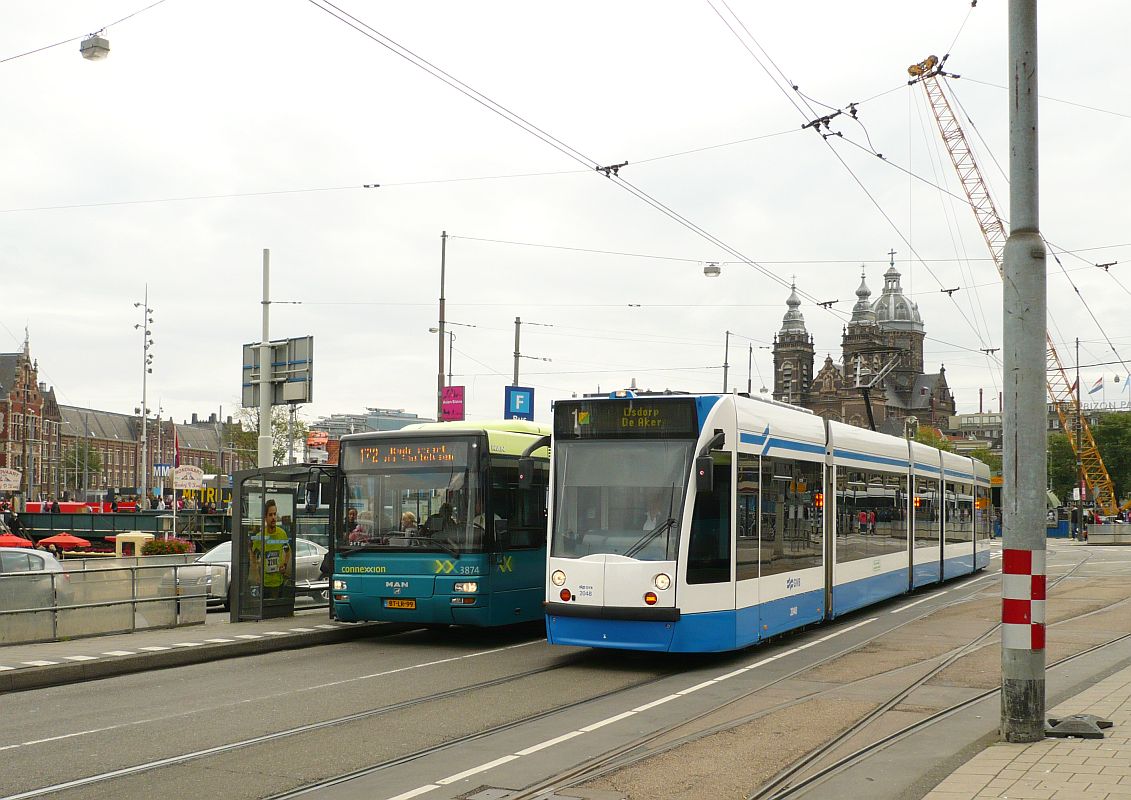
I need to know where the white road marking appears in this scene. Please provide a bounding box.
[233,634,262,640]
[289,627,317,632]
[514,730,584,755]
[138,646,171,652]
[0,666,14,671]
[377,617,880,800]
[171,642,202,648]
[891,592,947,613]
[263,631,288,636]
[385,786,440,800]
[436,755,520,785]
[21,660,58,666]
[315,624,337,629]
[102,650,135,657]
[64,655,97,662]
[203,638,233,644]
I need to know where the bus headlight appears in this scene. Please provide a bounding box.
[453,582,478,593]
[551,570,567,586]
[654,573,671,591]
[333,579,348,591]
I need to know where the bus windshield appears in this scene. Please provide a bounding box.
[338,439,485,555]
[551,440,693,561]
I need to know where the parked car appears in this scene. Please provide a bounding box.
[191,537,329,610]
[0,547,65,575]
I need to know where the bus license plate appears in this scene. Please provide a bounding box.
[385,598,416,610]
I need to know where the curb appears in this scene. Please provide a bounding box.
[0,621,411,694]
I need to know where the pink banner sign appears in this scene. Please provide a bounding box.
[441,386,465,421]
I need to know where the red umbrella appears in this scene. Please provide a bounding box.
[0,532,34,548]
[38,532,91,550]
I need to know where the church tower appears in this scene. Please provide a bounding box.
[871,256,925,392]
[841,269,886,383]
[772,283,814,405]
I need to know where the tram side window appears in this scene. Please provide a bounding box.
[760,457,823,577]
[914,477,940,547]
[736,452,759,581]
[687,453,731,584]
[836,469,907,563]
[490,458,548,549]
[975,486,992,542]
[945,481,974,544]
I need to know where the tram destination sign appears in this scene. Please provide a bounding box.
[341,441,469,470]
[554,398,698,439]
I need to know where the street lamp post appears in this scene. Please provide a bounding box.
[437,231,447,420]
[134,288,154,502]
[512,317,553,386]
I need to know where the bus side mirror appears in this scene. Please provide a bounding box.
[695,456,714,493]
[518,458,534,490]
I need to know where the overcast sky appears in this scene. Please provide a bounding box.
[4,1,1129,431]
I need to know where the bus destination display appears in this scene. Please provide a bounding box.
[343,441,468,469]
[554,399,697,439]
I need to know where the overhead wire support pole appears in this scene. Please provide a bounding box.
[258,250,272,468]
[1000,0,1046,744]
[437,231,447,421]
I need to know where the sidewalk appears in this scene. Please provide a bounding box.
[924,666,1131,799]
[0,610,388,693]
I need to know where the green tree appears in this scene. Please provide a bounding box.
[914,427,954,453]
[969,447,1002,475]
[62,446,102,489]
[1047,433,1077,502]
[233,406,310,466]
[1093,413,1131,502]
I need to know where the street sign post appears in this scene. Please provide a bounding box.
[441,386,465,422]
[504,386,535,421]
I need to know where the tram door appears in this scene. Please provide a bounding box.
[735,452,761,647]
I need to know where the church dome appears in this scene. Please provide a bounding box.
[779,283,807,335]
[849,269,876,326]
[872,264,923,332]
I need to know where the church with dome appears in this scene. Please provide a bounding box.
[771,256,956,434]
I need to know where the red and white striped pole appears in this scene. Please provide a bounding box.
[1001,0,1046,743]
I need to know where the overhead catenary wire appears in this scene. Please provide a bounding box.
[304,0,847,320]
[0,0,170,64]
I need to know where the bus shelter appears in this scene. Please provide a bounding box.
[232,464,337,621]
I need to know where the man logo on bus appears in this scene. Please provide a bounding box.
[578,410,590,425]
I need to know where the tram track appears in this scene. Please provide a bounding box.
[2,647,672,800]
[512,554,1115,800]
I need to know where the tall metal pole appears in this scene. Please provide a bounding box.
[437,231,447,420]
[82,412,89,501]
[513,317,521,386]
[747,344,753,395]
[139,285,149,502]
[21,358,29,507]
[287,404,296,464]
[1076,338,1083,536]
[722,331,730,393]
[258,249,273,468]
[448,332,455,385]
[1000,0,1045,743]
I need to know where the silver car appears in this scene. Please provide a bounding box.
[194,538,328,610]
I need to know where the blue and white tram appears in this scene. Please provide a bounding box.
[545,392,991,653]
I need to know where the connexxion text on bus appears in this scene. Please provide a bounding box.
[331,419,550,627]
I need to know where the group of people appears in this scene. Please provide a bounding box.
[342,500,494,547]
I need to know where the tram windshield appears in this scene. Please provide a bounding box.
[551,440,693,561]
[337,439,485,555]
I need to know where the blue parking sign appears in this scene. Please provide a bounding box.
[504,385,535,421]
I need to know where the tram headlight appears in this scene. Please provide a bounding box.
[453,582,478,593]
[333,579,348,591]
[654,573,671,591]
[551,570,567,586]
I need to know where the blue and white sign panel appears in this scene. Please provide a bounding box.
[505,385,535,421]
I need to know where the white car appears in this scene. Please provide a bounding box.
[193,538,329,610]
[0,547,65,575]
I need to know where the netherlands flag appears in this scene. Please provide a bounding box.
[1088,376,1104,395]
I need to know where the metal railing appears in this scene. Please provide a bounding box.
[0,560,220,645]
